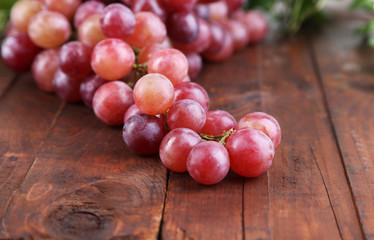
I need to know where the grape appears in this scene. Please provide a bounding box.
[32,49,59,92]
[224,0,245,12]
[159,128,202,172]
[208,0,228,22]
[137,43,167,64]
[202,23,225,56]
[125,12,167,49]
[1,32,41,72]
[201,110,236,136]
[133,73,175,115]
[166,12,199,44]
[28,11,71,49]
[78,14,107,48]
[226,128,275,177]
[10,0,43,32]
[100,3,135,39]
[123,113,167,155]
[53,69,83,102]
[173,18,211,54]
[174,82,210,112]
[59,41,92,78]
[44,0,82,19]
[79,74,107,107]
[162,0,197,12]
[91,38,135,81]
[194,4,210,21]
[203,27,234,62]
[187,141,230,185]
[238,11,268,44]
[167,99,206,133]
[221,19,249,51]
[131,0,167,21]
[92,81,134,126]
[236,112,281,149]
[147,48,188,86]
[124,104,142,123]
[186,53,202,79]
[74,0,105,28]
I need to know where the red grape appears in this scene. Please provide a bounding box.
[162,0,197,12]
[159,128,202,172]
[74,0,105,28]
[10,0,43,32]
[131,0,167,21]
[100,3,135,39]
[208,0,228,22]
[53,69,83,102]
[78,14,107,48]
[186,53,202,79]
[32,49,59,92]
[226,128,275,177]
[174,81,210,112]
[238,11,268,44]
[137,43,167,64]
[79,74,107,107]
[236,112,281,149]
[59,41,92,78]
[203,27,234,61]
[123,113,167,155]
[221,19,249,51]
[133,73,175,115]
[166,11,199,44]
[201,110,236,136]
[124,104,142,123]
[91,38,135,81]
[194,4,210,21]
[44,0,82,19]
[187,141,230,185]
[92,81,134,125]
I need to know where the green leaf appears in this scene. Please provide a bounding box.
[350,0,374,11]
[368,36,374,47]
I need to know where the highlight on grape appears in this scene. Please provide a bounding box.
[1,0,280,185]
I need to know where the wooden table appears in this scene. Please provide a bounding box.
[0,12,373,240]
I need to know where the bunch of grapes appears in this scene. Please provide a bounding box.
[1,0,279,185]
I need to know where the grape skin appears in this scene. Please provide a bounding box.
[201,110,237,136]
[53,69,83,103]
[100,3,135,39]
[79,74,107,108]
[174,82,210,112]
[32,49,59,92]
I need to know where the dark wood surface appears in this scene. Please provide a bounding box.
[1,13,373,240]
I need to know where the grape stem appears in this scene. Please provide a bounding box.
[200,128,235,146]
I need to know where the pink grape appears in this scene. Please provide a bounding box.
[44,0,81,20]
[187,141,230,185]
[92,81,134,126]
[201,110,237,136]
[74,0,105,28]
[131,0,167,21]
[78,14,107,48]
[137,43,167,64]
[91,38,135,81]
[186,53,202,79]
[159,128,202,172]
[226,128,275,177]
[10,0,43,32]
[162,0,197,12]
[147,48,188,86]
[79,74,107,107]
[203,27,234,62]
[32,49,59,92]
[174,82,210,111]
[194,4,210,21]
[100,3,135,38]
[236,112,281,149]
[221,19,249,51]
[123,113,167,155]
[167,99,206,133]
[124,104,142,123]
[208,0,228,21]
[53,69,83,102]
[224,0,245,12]
[238,11,268,44]
[166,11,199,44]
[133,73,175,115]
[59,41,92,78]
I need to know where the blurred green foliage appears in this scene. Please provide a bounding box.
[0,0,17,34]
[350,0,374,47]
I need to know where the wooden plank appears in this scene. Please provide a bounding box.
[160,47,261,240]
[1,103,167,239]
[312,15,374,239]
[0,70,63,236]
[0,59,17,97]
[242,37,363,239]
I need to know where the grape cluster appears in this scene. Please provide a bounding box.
[1,0,279,185]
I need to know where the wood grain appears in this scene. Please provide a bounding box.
[0,72,63,236]
[2,103,167,240]
[0,59,17,97]
[312,16,374,239]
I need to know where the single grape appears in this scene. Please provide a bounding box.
[59,41,92,78]
[1,32,41,72]
[208,1,228,22]
[28,11,71,49]
[226,128,275,177]
[74,0,105,28]
[137,43,167,64]
[131,0,167,21]
[166,11,199,44]
[78,14,107,48]
[236,112,281,149]
[186,53,202,79]
[202,23,225,56]
[201,110,236,136]
[92,81,134,126]
[133,73,175,115]
[79,74,107,107]
[238,11,268,44]
[194,4,210,21]
[91,38,135,81]
[44,0,81,19]
[167,99,206,133]
[124,104,142,123]
[173,18,211,54]
[147,48,188,86]
[123,113,167,155]
[187,141,230,185]
[100,3,135,39]
[53,69,83,102]
[32,49,59,92]
[125,12,167,49]
[221,19,249,51]
[162,0,197,12]
[174,82,210,112]
[10,0,43,32]
[159,128,202,172]
[203,27,234,62]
